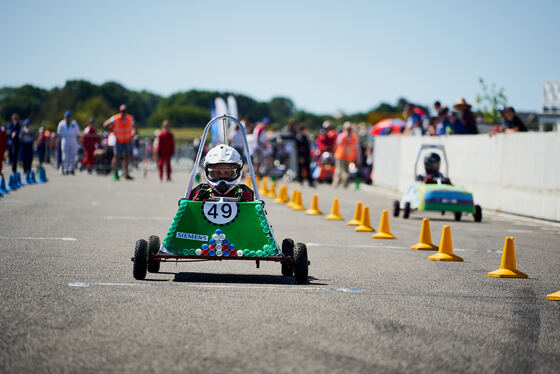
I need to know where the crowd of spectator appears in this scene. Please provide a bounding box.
[1,97,530,188]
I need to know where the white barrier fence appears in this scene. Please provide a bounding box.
[373,132,560,222]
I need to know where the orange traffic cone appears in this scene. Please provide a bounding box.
[410,218,438,250]
[372,210,396,239]
[246,175,252,189]
[287,189,297,208]
[347,201,363,226]
[547,291,560,301]
[259,176,269,196]
[326,198,344,221]
[255,175,261,190]
[267,180,277,198]
[305,194,323,215]
[274,184,288,204]
[292,190,305,211]
[428,225,462,261]
[488,237,527,278]
[355,206,375,232]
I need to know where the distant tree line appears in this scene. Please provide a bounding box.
[0,80,427,130]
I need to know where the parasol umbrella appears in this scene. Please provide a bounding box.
[369,118,405,136]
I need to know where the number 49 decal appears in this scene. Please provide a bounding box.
[202,202,238,225]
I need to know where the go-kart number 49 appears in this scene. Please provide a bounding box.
[203,202,238,224]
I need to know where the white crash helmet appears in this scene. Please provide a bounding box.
[203,144,243,194]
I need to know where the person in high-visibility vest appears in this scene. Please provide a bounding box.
[103,104,136,180]
[333,122,360,188]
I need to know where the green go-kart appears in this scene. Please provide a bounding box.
[131,115,309,284]
[393,144,482,222]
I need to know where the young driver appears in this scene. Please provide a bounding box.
[189,144,254,202]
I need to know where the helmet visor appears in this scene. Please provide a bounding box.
[205,164,241,182]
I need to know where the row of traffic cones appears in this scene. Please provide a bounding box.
[0,168,48,197]
[258,179,559,300]
[412,218,560,299]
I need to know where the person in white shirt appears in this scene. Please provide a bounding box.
[57,111,80,175]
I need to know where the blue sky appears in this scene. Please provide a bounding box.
[1,0,558,115]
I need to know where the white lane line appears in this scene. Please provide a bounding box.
[104,216,170,221]
[307,242,406,250]
[68,282,364,294]
[308,242,501,253]
[0,236,77,241]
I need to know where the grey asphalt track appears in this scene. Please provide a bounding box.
[1,165,559,373]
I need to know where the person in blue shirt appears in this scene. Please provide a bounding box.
[448,111,468,134]
[435,107,452,135]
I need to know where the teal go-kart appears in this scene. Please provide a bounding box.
[393,144,482,222]
[131,115,309,284]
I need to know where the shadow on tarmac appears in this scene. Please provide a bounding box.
[172,272,324,285]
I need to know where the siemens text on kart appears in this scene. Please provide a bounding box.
[189,144,254,202]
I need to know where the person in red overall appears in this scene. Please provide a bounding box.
[82,118,100,173]
[156,120,175,181]
[189,144,253,202]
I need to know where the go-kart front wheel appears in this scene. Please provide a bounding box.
[393,200,400,217]
[133,239,148,280]
[294,243,309,284]
[474,205,482,222]
[281,238,294,276]
[454,212,462,221]
[403,202,411,219]
[147,235,161,273]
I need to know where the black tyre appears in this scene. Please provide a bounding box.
[474,205,482,222]
[147,235,161,273]
[454,212,462,221]
[403,202,411,219]
[393,200,400,217]
[281,238,294,276]
[294,243,309,284]
[133,239,148,280]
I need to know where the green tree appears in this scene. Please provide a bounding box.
[476,78,507,124]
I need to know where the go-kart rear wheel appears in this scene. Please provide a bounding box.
[393,200,400,217]
[147,235,161,273]
[294,243,309,284]
[454,212,462,221]
[281,238,294,276]
[133,239,148,280]
[403,202,411,219]
[474,205,482,222]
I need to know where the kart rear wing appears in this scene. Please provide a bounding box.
[414,144,449,178]
[185,115,260,200]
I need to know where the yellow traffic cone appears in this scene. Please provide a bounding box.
[292,190,305,211]
[259,176,269,196]
[428,225,462,261]
[410,218,438,250]
[326,198,344,221]
[547,291,560,300]
[305,194,323,215]
[246,175,252,189]
[355,206,375,232]
[255,175,261,190]
[274,184,287,204]
[488,237,527,278]
[267,180,277,198]
[372,210,396,239]
[287,189,297,208]
[347,201,363,226]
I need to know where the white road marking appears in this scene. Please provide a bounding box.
[104,216,170,221]
[307,242,407,250]
[68,282,364,294]
[0,236,77,241]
